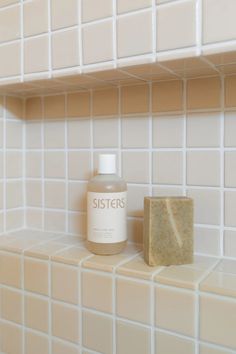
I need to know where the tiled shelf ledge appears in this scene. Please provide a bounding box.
[1,53,236,97]
[0,230,236,354]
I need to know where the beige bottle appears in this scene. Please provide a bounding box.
[87,154,127,255]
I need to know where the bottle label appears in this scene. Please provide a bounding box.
[87,191,127,243]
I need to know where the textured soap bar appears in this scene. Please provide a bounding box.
[144,197,193,266]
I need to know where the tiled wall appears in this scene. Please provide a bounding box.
[1,0,236,85]
[0,96,24,233]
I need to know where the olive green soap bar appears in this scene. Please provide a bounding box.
[144,197,194,266]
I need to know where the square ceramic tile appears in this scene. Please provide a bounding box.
[52,339,79,354]
[6,181,23,209]
[26,122,42,149]
[187,151,220,186]
[187,112,221,147]
[1,287,22,324]
[153,151,183,185]
[52,29,79,69]
[224,191,236,227]
[1,322,23,354]
[93,87,118,116]
[127,184,150,217]
[116,320,151,354]
[200,294,236,348]
[117,11,152,58]
[26,180,42,207]
[155,286,195,336]
[116,277,151,324]
[45,181,66,209]
[44,210,66,232]
[187,189,220,225]
[82,0,112,22]
[225,76,236,108]
[6,209,24,231]
[68,151,91,180]
[67,92,90,117]
[199,344,230,354]
[187,77,221,110]
[203,0,236,44]
[93,117,119,147]
[6,120,22,148]
[25,294,49,333]
[0,5,20,43]
[25,97,43,120]
[224,230,236,258]
[194,227,220,256]
[67,119,91,148]
[52,302,79,343]
[122,151,150,183]
[117,0,151,14]
[6,96,23,119]
[24,36,49,74]
[152,81,183,112]
[44,95,65,119]
[25,331,49,354]
[121,84,149,114]
[122,116,149,148]
[0,42,21,78]
[83,20,113,64]
[24,0,48,37]
[68,181,87,212]
[82,271,113,313]
[83,310,113,353]
[44,151,65,179]
[153,115,183,148]
[6,152,23,178]
[26,152,42,178]
[44,120,65,149]
[51,0,78,30]
[225,111,236,146]
[152,186,183,197]
[52,262,78,304]
[155,331,195,354]
[225,152,236,187]
[157,0,196,51]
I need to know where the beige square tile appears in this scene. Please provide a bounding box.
[52,302,79,343]
[25,294,49,333]
[199,344,230,354]
[187,151,220,186]
[83,20,113,64]
[26,122,42,149]
[6,96,23,119]
[116,277,151,324]
[225,111,236,146]
[83,310,113,353]
[0,252,21,289]
[82,271,112,313]
[187,77,221,110]
[0,0,19,6]
[44,151,65,179]
[122,151,149,183]
[45,181,66,209]
[26,180,42,207]
[52,262,78,304]
[116,320,151,354]
[225,76,236,108]
[93,117,119,147]
[1,322,23,354]
[203,0,236,44]
[25,331,49,354]
[0,42,21,78]
[187,189,220,225]
[52,339,79,354]
[68,151,91,180]
[82,0,112,22]
[118,0,151,13]
[67,92,90,118]
[24,258,48,295]
[200,270,236,298]
[6,152,23,178]
[25,97,43,120]
[44,95,65,119]
[153,115,183,148]
[69,212,87,236]
[67,119,91,148]
[6,120,22,148]
[152,81,183,112]
[224,230,236,258]
[52,246,91,266]
[51,0,78,30]
[155,331,195,354]
[26,209,43,229]
[44,120,65,149]
[44,210,66,232]
[225,191,236,227]
[127,184,150,217]
[24,0,48,37]
[6,209,24,231]
[26,152,42,178]
[153,151,183,185]
[117,11,152,58]
[68,181,87,211]
[200,294,236,348]
[24,36,49,74]
[155,286,195,336]
[6,181,23,209]
[122,116,149,148]
[195,227,220,256]
[52,29,79,69]
[93,87,118,116]
[157,1,196,51]
[225,152,236,187]
[0,5,20,43]
[1,287,22,324]
[187,112,220,147]
[117,254,160,280]
[121,84,149,114]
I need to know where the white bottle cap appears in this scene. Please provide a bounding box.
[98,154,116,174]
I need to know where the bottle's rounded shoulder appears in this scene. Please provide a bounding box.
[88,174,127,193]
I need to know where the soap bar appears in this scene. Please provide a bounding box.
[144,197,193,266]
